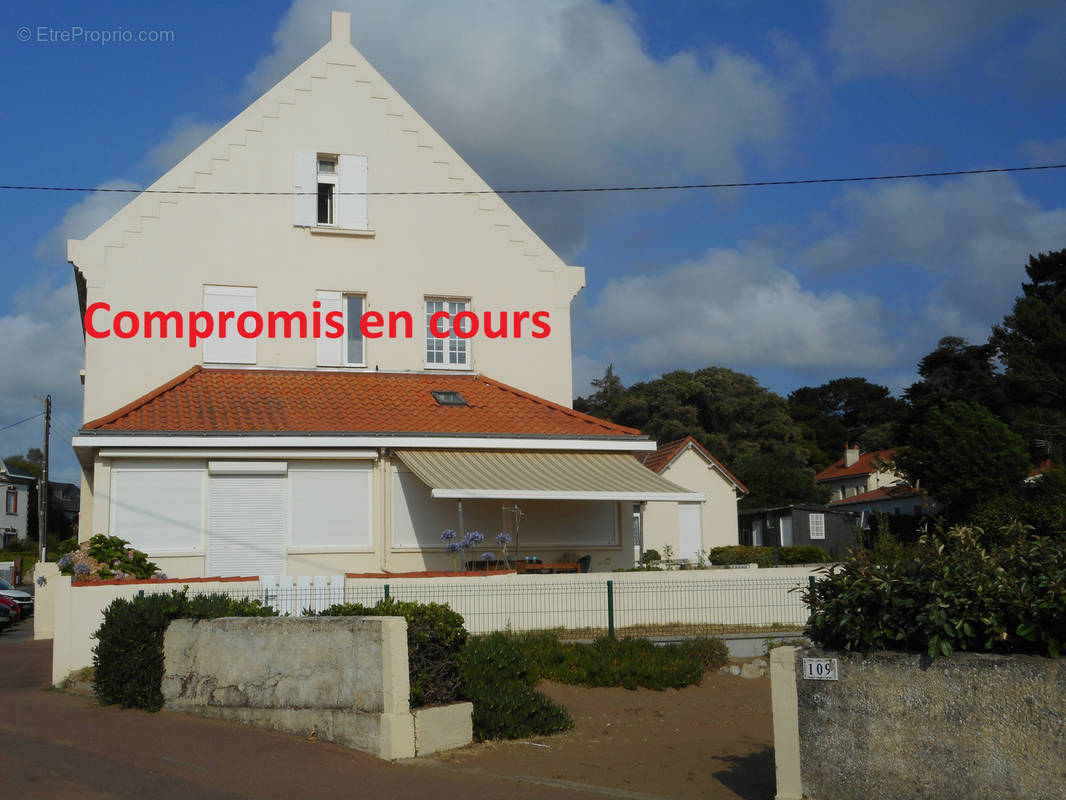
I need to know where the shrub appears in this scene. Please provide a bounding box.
[461,632,572,740]
[93,589,277,711]
[319,598,467,707]
[640,549,662,565]
[709,545,829,567]
[805,525,1066,659]
[58,534,163,581]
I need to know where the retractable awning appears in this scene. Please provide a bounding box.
[395,449,704,502]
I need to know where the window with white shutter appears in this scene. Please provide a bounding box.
[294,151,368,231]
[202,285,256,365]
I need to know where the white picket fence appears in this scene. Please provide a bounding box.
[259,575,346,616]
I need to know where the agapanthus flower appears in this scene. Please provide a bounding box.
[445,542,463,554]
[481,552,495,561]
[440,529,457,542]
[463,531,485,547]
[495,532,512,546]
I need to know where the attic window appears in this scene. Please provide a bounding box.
[432,390,467,406]
[317,158,336,173]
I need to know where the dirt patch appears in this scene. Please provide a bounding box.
[429,663,774,799]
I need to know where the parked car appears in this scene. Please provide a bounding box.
[0,578,32,618]
[0,594,19,632]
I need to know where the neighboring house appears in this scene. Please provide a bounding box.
[738,505,859,557]
[815,445,903,502]
[67,12,699,578]
[48,481,81,540]
[637,437,748,562]
[1,459,36,547]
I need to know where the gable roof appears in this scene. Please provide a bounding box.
[828,485,922,507]
[0,459,37,483]
[81,366,642,439]
[815,448,896,482]
[638,436,748,494]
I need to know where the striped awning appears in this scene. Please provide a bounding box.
[395,449,703,501]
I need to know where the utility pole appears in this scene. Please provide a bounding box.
[38,395,51,563]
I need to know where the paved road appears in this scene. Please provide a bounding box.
[0,640,592,799]
[0,616,35,643]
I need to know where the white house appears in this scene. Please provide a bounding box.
[68,11,698,578]
[1,459,35,547]
[638,437,747,562]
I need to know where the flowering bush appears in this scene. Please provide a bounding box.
[58,534,163,581]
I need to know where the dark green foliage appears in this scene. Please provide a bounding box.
[640,549,662,564]
[461,633,572,740]
[805,526,1066,659]
[674,636,730,672]
[904,336,1006,423]
[709,545,830,567]
[53,536,79,557]
[319,598,468,707]
[81,534,159,579]
[895,402,1031,520]
[93,589,277,711]
[733,449,829,508]
[788,377,906,470]
[991,248,1066,459]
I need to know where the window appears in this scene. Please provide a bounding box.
[431,390,467,406]
[425,298,471,368]
[5,487,16,515]
[809,513,826,540]
[315,290,367,367]
[202,285,256,365]
[294,152,368,230]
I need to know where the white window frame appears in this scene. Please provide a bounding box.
[809,512,826,540]
[425,297,471,369]
[343,294,366,367]
[294,151,369,231]
[5,487,17,515]
[316,155,338,226]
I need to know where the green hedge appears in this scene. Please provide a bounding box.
[93,589,277,711]
[709,545,830,567]
[318,598,467,707]
[806,526,1066,659]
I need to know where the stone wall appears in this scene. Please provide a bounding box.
[771,646,1066,800]
[162,616,471,760]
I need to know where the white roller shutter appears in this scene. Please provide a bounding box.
[290,463,373,549]
[110,465,204,554]
[316,289,343,366]
[203,285,256,365]
[206,474,285,577]
[337,154,368,230]
[293,151,316,226]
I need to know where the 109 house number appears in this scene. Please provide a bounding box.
[802,657,839,680]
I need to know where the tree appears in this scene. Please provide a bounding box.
[788,377,906,469]
[4,448,43,479]
[991,248,1066,460]
[894,402,1031,521]
[573,364,625,417]
[904,336,1006,417]
[734,448,830,509]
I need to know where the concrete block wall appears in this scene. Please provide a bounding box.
[162,616,471,760]
[771,646,1066,800]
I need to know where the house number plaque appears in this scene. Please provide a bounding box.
[802,657,839,680]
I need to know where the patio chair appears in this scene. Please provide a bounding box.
[577,555,591,573]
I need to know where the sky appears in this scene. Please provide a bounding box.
[1,0,1065,483]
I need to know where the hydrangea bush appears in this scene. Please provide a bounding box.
[57,534,165,581]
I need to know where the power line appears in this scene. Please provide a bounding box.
[0,163,1063,197]
[0,411,45,433]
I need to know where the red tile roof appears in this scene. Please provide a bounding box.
[815,449,896,482]
[82,366,643,438]
[829,485,921,507]
[637,436,749,494]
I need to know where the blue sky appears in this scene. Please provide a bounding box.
[2,0,1065,482]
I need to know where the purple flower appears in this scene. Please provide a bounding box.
[440,529,457,542]
[57,554,73,569]
[445,542,463,554]
[481,552,495,561]
[73,562,90,575]
[36,576,47,587]
[495,532,512,546]
[463,531,485,547]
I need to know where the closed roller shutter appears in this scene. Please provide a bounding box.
[206,475,285,577]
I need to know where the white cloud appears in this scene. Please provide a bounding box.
[1021,137,1066,164]
[245,0,808,256]
[33,180,141,265]
[0,280,86,483]
[577,246,895,375]
[144,117,222,176]
[826,0,1052,80]
[801,173,1066,329]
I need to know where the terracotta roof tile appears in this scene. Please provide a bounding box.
[637,436,748,494]
[829,485,922,506]
[82,366,643,438]
[815,449,896,482]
